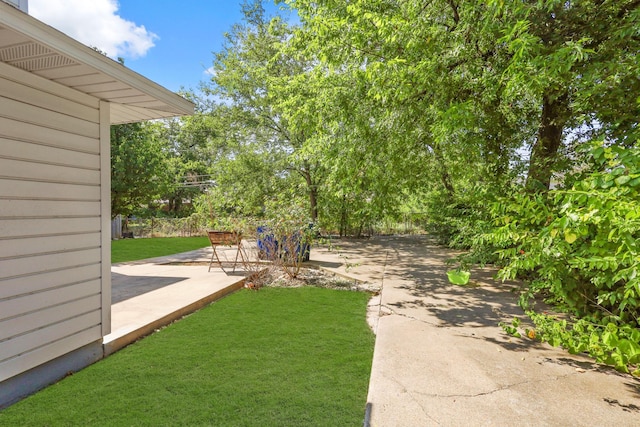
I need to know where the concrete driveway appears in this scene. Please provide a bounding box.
[311,235,640,427]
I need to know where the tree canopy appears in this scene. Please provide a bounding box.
[111,0,639,371]
[111,121,170,219]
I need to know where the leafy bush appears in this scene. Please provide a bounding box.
[259,199,317,279]
[192,188,317,280]
[482,143,639,373]
[424,187,503,268]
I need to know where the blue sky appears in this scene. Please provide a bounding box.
[29,0,290,93]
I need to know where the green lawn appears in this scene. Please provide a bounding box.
[0,287,375,426]
[111,236,210,263]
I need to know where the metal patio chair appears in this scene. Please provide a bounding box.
[207,231,244,273]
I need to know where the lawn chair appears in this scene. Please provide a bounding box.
[208,231,244,273]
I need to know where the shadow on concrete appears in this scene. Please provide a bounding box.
[623,381,640,402]
[111,272,186,304]
[543,356,604,371]
[317,235,640,426]
[476,334,548,352]
[604,397,640,413]
[317,235,556,353]
[372,236,525,331]
[307,260,343,269]
[544,357,640,388]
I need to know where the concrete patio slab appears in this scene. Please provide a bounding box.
[104,247,247,356]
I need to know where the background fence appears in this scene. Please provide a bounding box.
[112,216,206,239]
[111,212,429,240]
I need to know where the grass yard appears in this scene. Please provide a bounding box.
[0,287,375,426]
[112,236,209,263]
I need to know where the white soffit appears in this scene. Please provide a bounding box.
[0,2,194,124]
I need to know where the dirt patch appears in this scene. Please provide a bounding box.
[255,267,380,293]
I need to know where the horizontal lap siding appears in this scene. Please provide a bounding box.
[0,264,101,300]
[0,199,100,218]
[0,232,101,259]
[0,311,102,362]
[0,217,100,239]
[0,247,102,279]
[0,157,100,185]
[0,65,105,382]
[0,327,102,383]
[0,138,100,169]
[0,294,101,343]
[0,178,99,200]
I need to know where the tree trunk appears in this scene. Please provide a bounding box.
[340,195,348,237]
[301,163,318,223]
[526,90,570,191]
[308,185,318,223]
[483,98,511,182]
[433,143,455,198]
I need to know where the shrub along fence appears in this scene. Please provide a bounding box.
[118,217,206,239]
[329,212,429,237]
[113,212,429,240]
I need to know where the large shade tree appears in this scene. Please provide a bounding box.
[110,121,171,219]
[203,0,323,222]
[281,0,640,371]
[287,0,640,192]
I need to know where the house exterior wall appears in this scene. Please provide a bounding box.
[0,61,109,383]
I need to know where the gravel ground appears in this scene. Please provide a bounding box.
[250,266,379,293]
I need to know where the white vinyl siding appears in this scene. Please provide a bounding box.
[0,63,105,382]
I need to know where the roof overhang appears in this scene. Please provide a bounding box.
[0,2,194,124]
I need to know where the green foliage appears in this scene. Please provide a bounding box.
[286,0,536,232]
[157,111,221,217]
[260,196,317,278]
[286,0,640,227]
[424,189,491,249]
[490,144,640,319]
[500,317,522,339]
[446,269,471,286]
[110,122,170,219]
[204,1,322,222]
[484,143,640,373]
[520,314,640,375]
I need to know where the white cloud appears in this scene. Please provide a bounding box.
[29,0,158,59]
[204,66,216,77]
